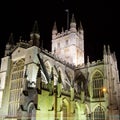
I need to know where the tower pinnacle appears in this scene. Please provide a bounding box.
[30,20,40,47]
[70,13,77,32]
[32,20,39,34]
[52,21,58,40]
[52,21,58,35]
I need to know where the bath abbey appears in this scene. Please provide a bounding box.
[0,14,120,120]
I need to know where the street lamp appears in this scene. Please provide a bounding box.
[103,88,113,120]
[99,87,107,102]
[102,88,107,93]
[98,87,107,120]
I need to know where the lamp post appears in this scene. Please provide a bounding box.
[102,88,107,93]
[99,88,107,103]
[99,88,106,105]
[101,88,113,120]
[99,87,107,120]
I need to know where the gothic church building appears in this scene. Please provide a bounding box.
[0,14,120,120]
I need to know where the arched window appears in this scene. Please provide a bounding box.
[94,106,105,120]
[28,102,36,120]
[92,71,104,98]
[8,58,25,117]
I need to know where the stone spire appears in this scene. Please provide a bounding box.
[70,13,77,32]
[103,45,107,64]
[104,45,107,55]
[113,52,118,69]
[32,20,39,34]
[52,22,58,34]
[71,13,76,23]
[107,45,111,64]
[78,20,84,43]
[8,33,14,45]
[4,33,14,56]
[113,52,117,62]
[107,44,111,55]
[87,56,90,67]
[61,27,64,34]
[30,20,40,47]
[79,21,83,30]
[52,21,58,39]
[79,21,84,34]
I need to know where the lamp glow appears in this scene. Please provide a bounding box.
[102,88,107,92]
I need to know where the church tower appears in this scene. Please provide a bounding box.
[51,14,84,66]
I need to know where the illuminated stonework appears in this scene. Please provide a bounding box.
[0,18,120,120]
[52,14,84,66]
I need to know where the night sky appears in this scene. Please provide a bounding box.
[0,1,118,71]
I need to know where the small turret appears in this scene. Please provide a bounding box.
[61,27,64,34]
[103,45,107,64]
[113,52,117,62]
[52,21,58,39]
[4,33,14,56]
[107,45,111,55]
[78,21,84,51]
[87,56,90,67]
[113,52,118,70]
[79,21,83,34]
[29,20,40,47]
[103,45,107,55]
[70,14,77,32]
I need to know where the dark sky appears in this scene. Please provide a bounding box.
[0,1,119,70]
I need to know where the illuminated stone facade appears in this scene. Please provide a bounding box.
[0,16,120,120]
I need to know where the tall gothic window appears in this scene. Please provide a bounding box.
[93,106,105,120]
[8,58,25,117]
[92,71,104,98]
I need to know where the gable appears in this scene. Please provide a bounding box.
[12,47,26,60]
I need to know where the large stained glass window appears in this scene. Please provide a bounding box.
[92,71,104,98]
[8,58,25,117]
